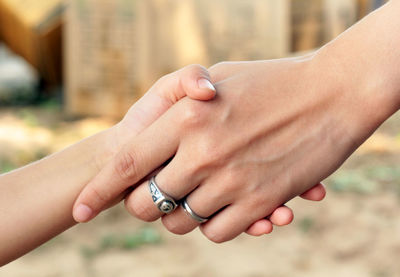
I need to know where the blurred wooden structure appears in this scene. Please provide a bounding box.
[357,0,388,18]
[292,0,359,51]
[64,0,387,117]
[0,0,64,85]
[65,0,290,117]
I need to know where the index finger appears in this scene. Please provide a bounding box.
[72,110,181,223]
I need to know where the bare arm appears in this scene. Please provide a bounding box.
[0,65,217,265]
[0,128,116,264]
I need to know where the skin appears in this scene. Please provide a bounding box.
[0,66,213,265]
[0,65,323,266]
[74,0,400,243]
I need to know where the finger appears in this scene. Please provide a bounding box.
[300,183,326,201]
[159,176,236,235]
[73,109,181,223]
[247,185,323,235]
[124,178,166,222]
[149,64,216,110]
[199,204,258,243]
[248,183,326,233]
[160,206,200,235]
[247,184,325,235]
[160,181,322,237]
[120,64,215,135]
[269,205,294,226]
[161,187,233,235]
[245,219,273,236]
[245,205,294,236]
[124,150,212,222]
[174,64,216,101]
[161,176,293,237]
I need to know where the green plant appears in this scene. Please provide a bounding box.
[298,217,315,233]
[79,226,162,260]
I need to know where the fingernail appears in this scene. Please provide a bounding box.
[198,78,216,92]
[74,204,93,222]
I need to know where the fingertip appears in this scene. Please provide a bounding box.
[270,206,294,226]
[319,183,327,199]
[246,219,273,236]
[194,78,216,100]
[317,183,327,201]
[73,204,93,223]
[300,183,326,201]
[179,65,216,101]
[198,78,216,92]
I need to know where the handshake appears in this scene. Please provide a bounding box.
[73,59,346,243]
[3,3,400,265]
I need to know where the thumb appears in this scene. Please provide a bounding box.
[120,64,215,135]
[73,107,181,223]
[157,64,216,102]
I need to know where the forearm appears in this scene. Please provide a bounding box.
[312,0,400,137]
[0,127,117,265]
[0,63,216,265]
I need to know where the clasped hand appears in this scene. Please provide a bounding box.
[72,60,333,242]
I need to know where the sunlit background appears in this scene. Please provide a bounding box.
[1,0,399,276]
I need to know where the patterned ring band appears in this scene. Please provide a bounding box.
[149,176,178,214]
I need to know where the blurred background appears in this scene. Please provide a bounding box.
[1,0,399,276]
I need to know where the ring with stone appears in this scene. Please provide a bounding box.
[149,176,178,214]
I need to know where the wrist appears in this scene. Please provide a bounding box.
[93,125,122,172]
[94,120,141,172]
[308,2,400,141]
[308,50,396,147]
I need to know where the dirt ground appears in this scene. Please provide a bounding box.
[1,105,400,277]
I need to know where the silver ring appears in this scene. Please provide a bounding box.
[182,197,209,223]
[149,176,178,214]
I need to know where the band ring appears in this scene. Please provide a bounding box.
[149,176,178,214]
[182,197,209,223]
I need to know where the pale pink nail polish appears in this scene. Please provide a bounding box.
[198,78,216,92]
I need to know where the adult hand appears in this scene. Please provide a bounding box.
[124,59,332,241]
[73,57,331,239]
[73,64,325,235]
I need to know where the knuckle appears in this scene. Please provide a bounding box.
[157,73,171,84]
[114,150,138,181]
[85,185,109,210]
[195,137,225,169]
[153,73,173,90]
[223,170,241,186]
[247,195,270,213]
[183,64,207,75]
[179,161,202,182]
[179,100,205,128]
[217,173,243,197]
[208,61,230,75]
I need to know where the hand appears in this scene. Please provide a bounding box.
[73,63,325,235]
[73,64,216,211]
[118,57,356,242]
[73,59,329,238]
